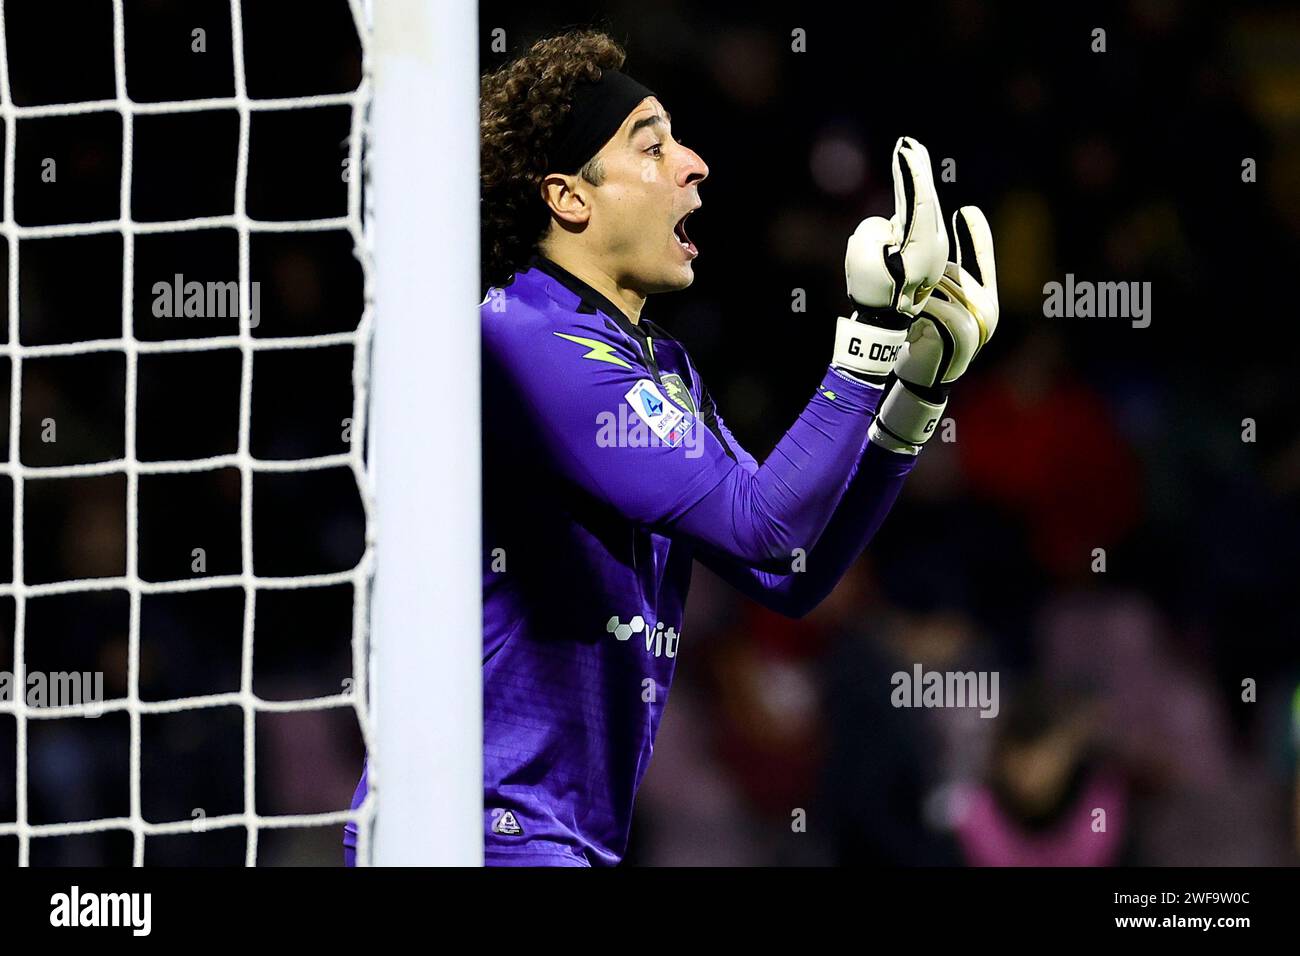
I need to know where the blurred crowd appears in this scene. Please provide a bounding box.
[589,0,1300,865]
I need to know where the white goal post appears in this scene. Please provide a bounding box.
[367,0,482,867]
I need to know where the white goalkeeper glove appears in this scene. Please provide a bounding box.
[832,136,949,384]
[869,205,999,454]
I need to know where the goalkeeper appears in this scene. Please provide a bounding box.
[346,29,998,866]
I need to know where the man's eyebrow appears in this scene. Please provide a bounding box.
[628,111,671,138]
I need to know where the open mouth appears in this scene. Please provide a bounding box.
[674,209,699,259]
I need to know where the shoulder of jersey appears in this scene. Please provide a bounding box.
[482,272,638,371]
[480,272,551,333]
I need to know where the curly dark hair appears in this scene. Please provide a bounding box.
[480,30,627,290]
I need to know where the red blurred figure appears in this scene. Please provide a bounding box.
[957,331,1142,582]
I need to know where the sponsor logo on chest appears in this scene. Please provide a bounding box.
[605,615,680,659]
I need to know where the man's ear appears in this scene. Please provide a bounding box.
[540,173,591,226]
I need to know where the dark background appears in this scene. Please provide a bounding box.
[4,0,1299,866]
[479,0,1300,865]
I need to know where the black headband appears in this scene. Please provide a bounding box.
[549,69,656,175]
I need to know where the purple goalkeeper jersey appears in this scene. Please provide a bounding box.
[345,256,916,866]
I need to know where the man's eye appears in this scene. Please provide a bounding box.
[645,143,663,158]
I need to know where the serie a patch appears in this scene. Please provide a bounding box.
[624,378,695,447]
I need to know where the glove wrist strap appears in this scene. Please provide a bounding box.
[831,316,908,381]
[869,378,948,455]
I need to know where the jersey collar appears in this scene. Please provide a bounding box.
[529,254,647,339]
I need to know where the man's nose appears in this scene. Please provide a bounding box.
[677,146,709,188]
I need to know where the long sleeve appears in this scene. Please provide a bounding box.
[662,369,887,568]
[485,298,885,567]
[688,388,916,618]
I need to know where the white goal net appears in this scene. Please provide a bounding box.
[0,0,479,869]
[0,0,376,866]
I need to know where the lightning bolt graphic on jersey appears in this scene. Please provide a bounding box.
[552,332,633,370]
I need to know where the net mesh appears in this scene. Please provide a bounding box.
[0,0,376,865]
